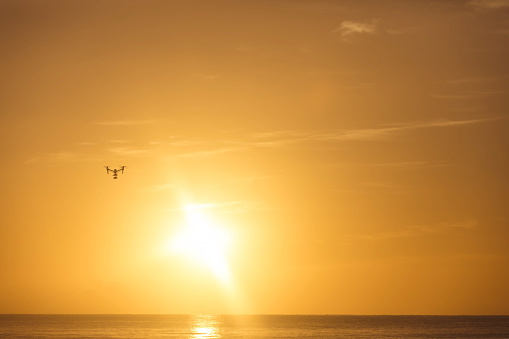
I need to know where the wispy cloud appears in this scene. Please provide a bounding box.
[384,118,492,128]
[209,174,277,189]
[367,161,450,169]
[328,161,450,170]
[41,151,79,163]
[297,3,347,14]
[468,0,509,9]
[172,146,243,159]
[333,20,378,37]
[439,75,509,84]
[433,90,509,99]
[216,118,496,151]
[168,201,269,213]
[95,120,155,126]
[384,28,411,35]
[25,151,98,164]
[29,118,494,165]
[167,140,203,147]
[234,44,258,52]
[359,181,409,190]
[338,118,494,139]
[191,73,220,80]
[359,219,478,241]
[250,131,305,139]
[108,147,150,156]
[292,118,492,143]
[142,183,174,193]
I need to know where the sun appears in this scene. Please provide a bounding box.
[169,204,232,283]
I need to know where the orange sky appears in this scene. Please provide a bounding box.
[1,0,509,315]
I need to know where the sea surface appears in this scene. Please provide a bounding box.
[0,315,508,338]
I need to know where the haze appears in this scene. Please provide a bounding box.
[1,0,509,315]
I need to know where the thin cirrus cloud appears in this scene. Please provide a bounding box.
[327,161,449,170]
[366,161,449,169]
[95,120,156,126]
[167,201,269,213]
[333,20,378,37]
[352,219,478,241]
[27,118,495,164]
[433,90,509,99]
[439,75,509,84]
[24,151,99,164]
[208,174,278,189]
[170,118,496,158]
[141,183,174,193]
[171,146,243,159]
[107,147,151,156]
[26,147,150,166]
[468,0,509,9]
[242,118,495,146]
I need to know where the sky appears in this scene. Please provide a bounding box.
[1,0,509,315]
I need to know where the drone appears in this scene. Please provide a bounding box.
[104,166,126,179]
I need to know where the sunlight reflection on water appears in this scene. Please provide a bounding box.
[189,315,222,338]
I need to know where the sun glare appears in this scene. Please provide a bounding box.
[170,204,232,283]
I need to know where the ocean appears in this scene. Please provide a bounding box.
[0,315,508,338]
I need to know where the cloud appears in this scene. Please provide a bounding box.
[322,127,393,141]
[367,161,449,169]
[172,146,243,159]
[384,28,409,35]
[43,151,79,163]
[317,118,493,141]
[468,0,509,9]
[108,147,150,156]
[250,130,304,139]
[234,44,258,52]
[249,137,313,147]
[391,118,491,128]
[433,90,509,99]
[359,181,409,190]
[29,118,494,165]
[169,201,269,213]
[167,140,203,147]
[95,120,155,126]
[91,117,489,162]
[191,73,220,80]
[24,151,98,164]
[439,75,509,84]
[209,174,277,189]
[328,161,450,170]
[219,118,496,150]
[297,3,347,14]
[333,20,378,37]
[142,183,174,193]
[360,219,478,241]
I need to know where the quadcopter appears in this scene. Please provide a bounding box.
[104,166,126,179]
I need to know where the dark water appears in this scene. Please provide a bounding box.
[1,315,508,338]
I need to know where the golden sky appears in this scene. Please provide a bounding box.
[1,0,509,315]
